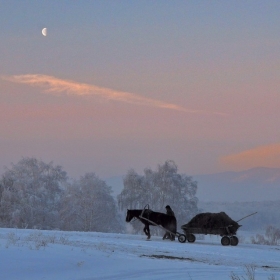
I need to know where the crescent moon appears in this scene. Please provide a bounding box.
[42,28,47,36]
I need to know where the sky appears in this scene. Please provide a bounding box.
[1,1,280,179]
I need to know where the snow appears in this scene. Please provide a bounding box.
[0,228,279,280]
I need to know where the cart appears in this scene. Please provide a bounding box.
[181,211,257,246]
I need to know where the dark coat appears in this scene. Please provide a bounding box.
[166,207,175,217]
[163,206,176,240]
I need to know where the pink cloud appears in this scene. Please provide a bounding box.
[2,74,226,116]
[220,143,280,170]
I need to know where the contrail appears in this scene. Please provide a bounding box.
[2,74,227,115]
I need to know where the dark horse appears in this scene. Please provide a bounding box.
[126,209,177,240]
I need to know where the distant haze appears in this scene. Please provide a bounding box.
[107,167,280,203]
[194,167,280,202]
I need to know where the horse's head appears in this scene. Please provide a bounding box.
[126,209,133,222]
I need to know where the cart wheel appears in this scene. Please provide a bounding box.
[221,236,230,246]
[230,236,239,246]
[178,234,187,243]
[187,233,196,243]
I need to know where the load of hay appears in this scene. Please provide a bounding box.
[181,212,240,235]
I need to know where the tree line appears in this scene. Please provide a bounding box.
[0,157,199,233]
[118,160,199,233]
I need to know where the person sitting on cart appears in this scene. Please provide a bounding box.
[163,205,175,241]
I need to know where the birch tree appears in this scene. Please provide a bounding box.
[0,157,67,229]
[60,173,123,232]
[118,160,198,230]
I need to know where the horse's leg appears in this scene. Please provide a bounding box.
[146,225,151,239]
[143,225,148,237]
[143,225,151,239]
[163,232,169,240]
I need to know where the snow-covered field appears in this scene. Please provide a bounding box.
[0,228,279,280]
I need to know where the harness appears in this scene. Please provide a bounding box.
[129,204,153,223]
[140,204,153,221]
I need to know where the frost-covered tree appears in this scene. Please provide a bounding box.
[251,225,280,245]
[117,169,146,209]
[0,157,68,229]
[60,173,123,233]
[118,160,199,231]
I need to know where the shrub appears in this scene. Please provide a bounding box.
[251,226,280,245]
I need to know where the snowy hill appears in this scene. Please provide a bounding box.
[0,228,279,280]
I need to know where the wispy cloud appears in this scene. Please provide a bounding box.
[2,74,226,115]
[220,143,280,170]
